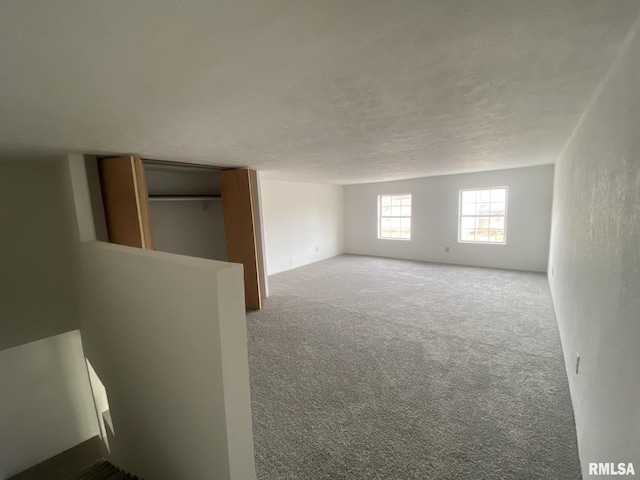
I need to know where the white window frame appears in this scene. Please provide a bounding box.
[378,194,412,240]
[458,187,508,245]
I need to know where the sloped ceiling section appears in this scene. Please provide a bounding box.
[0,0,639,184]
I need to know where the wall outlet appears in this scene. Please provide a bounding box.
[575,353,580,374]
[315,246,318,252]
[445,246,450,253]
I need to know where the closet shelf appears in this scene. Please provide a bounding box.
[149,195,221,202]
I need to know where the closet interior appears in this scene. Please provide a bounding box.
[89,156,264,309]
[145,161,228,262]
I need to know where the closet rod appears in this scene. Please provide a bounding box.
[149,195,221,202]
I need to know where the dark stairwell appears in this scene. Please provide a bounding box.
[8,437,140,480]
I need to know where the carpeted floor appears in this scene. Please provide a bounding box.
[247,255,581,480]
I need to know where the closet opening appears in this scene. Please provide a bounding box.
[144,160,228,262]
[87,155,265,309]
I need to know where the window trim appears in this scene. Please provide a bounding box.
[458,187,508,245]
[377,193,412,241]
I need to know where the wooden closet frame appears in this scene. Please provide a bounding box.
[98,156,265,310]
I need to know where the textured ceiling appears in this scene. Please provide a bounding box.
[1,1,639,184]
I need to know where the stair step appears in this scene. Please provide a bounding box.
[8,438,140,480]
[70,461,113,480]
[8,437,104,480]
[71,460,138,480]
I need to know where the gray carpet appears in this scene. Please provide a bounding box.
[247,255,581,480]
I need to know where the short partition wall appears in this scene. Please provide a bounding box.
[345,165,554,273]
[77,241,256,480]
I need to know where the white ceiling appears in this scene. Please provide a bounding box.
[1,1,639,184]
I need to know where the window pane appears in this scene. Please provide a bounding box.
[381,217,391,228]
[381,195,391,206]
[399,229,411,239]
[477,203,490,215]
[476,217,490,229]
[460,229,475,241]
[392,196,403,206]
[461,217,475,229]
[491,188,506,202]
[381,206,391,216]
[461,204,475,215]
[391,218,401,229]
[401,195,411,205]
[477,190,491,202]
[401,205,411,216]
[476,229,489,242]
[462,190,476,203]
[380,228,391,238]
[490,229,505,243]
[400,218,411,228]
[490,217,504,229]
[490,202,505,215]
[390,205,400,216]
[390,229,400,238]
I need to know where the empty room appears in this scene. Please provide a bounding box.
[1,2,639,480]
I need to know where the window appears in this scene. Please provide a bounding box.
[378,194,411,240]
[459,187,508,244]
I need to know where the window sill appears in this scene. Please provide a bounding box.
[458,241,506,245]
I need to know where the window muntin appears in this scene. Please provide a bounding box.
[459,187,507,244]
[378,194,411,240]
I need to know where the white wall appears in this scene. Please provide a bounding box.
[61,156,256,480]
[0,161,78,350]
[149,201,228,261]
[345,165,554,272]
[0,331,99,479]
[145,166,221,197]
[548,18,640,478]
[77,241,255,480]
[260,180,345,275]
[0,160,99,478]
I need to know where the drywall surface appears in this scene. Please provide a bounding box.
[143,163,227,260]
[149,201,228,261]
[548,18,640,477]
[78,242,255,480]
[0,330,99,479]
[260,180,344,275]
[1,2,640,183]
[345,165,554,272]
[145,166,221,196]
[0,161,78,350]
